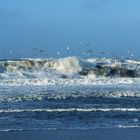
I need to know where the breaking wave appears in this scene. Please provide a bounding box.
[0,56,140,85]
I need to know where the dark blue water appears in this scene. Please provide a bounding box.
[0,84,140,131]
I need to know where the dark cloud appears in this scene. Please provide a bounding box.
[0,8,24,19]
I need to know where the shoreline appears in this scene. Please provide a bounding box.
[0,128,140,140]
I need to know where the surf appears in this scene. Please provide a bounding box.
[0,56,140,85]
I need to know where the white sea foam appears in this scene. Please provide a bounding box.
[0,86,140,103]
[0,108,140,113]
[117,125,140,128]
[53,57,82,74]
[0,57,140,86]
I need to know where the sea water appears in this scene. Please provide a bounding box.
[0,56,140,131]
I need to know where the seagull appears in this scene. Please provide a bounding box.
[8,50,12,54]
[66,46,70,50]
[57,51,60,55]
[33,47,39,51]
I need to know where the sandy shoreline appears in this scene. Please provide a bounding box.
[0,128,140,140]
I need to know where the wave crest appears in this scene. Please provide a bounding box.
[0,57,140,85]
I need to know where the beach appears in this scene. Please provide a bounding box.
[0,128,140,140]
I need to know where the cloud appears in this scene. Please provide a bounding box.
[0,8,24,19]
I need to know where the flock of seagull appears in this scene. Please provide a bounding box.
[0,43,135,59]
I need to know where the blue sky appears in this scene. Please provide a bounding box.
[0,0,140,59]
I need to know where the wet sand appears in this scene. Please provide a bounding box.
[0,128,140,140]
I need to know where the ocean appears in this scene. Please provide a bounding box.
[0,56,140,131]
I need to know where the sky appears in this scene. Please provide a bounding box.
[0,0,140,59]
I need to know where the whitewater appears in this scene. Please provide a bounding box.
[0,56,140,85]
[0,56,140,131]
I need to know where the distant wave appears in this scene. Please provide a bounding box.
[0,56,140,85]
